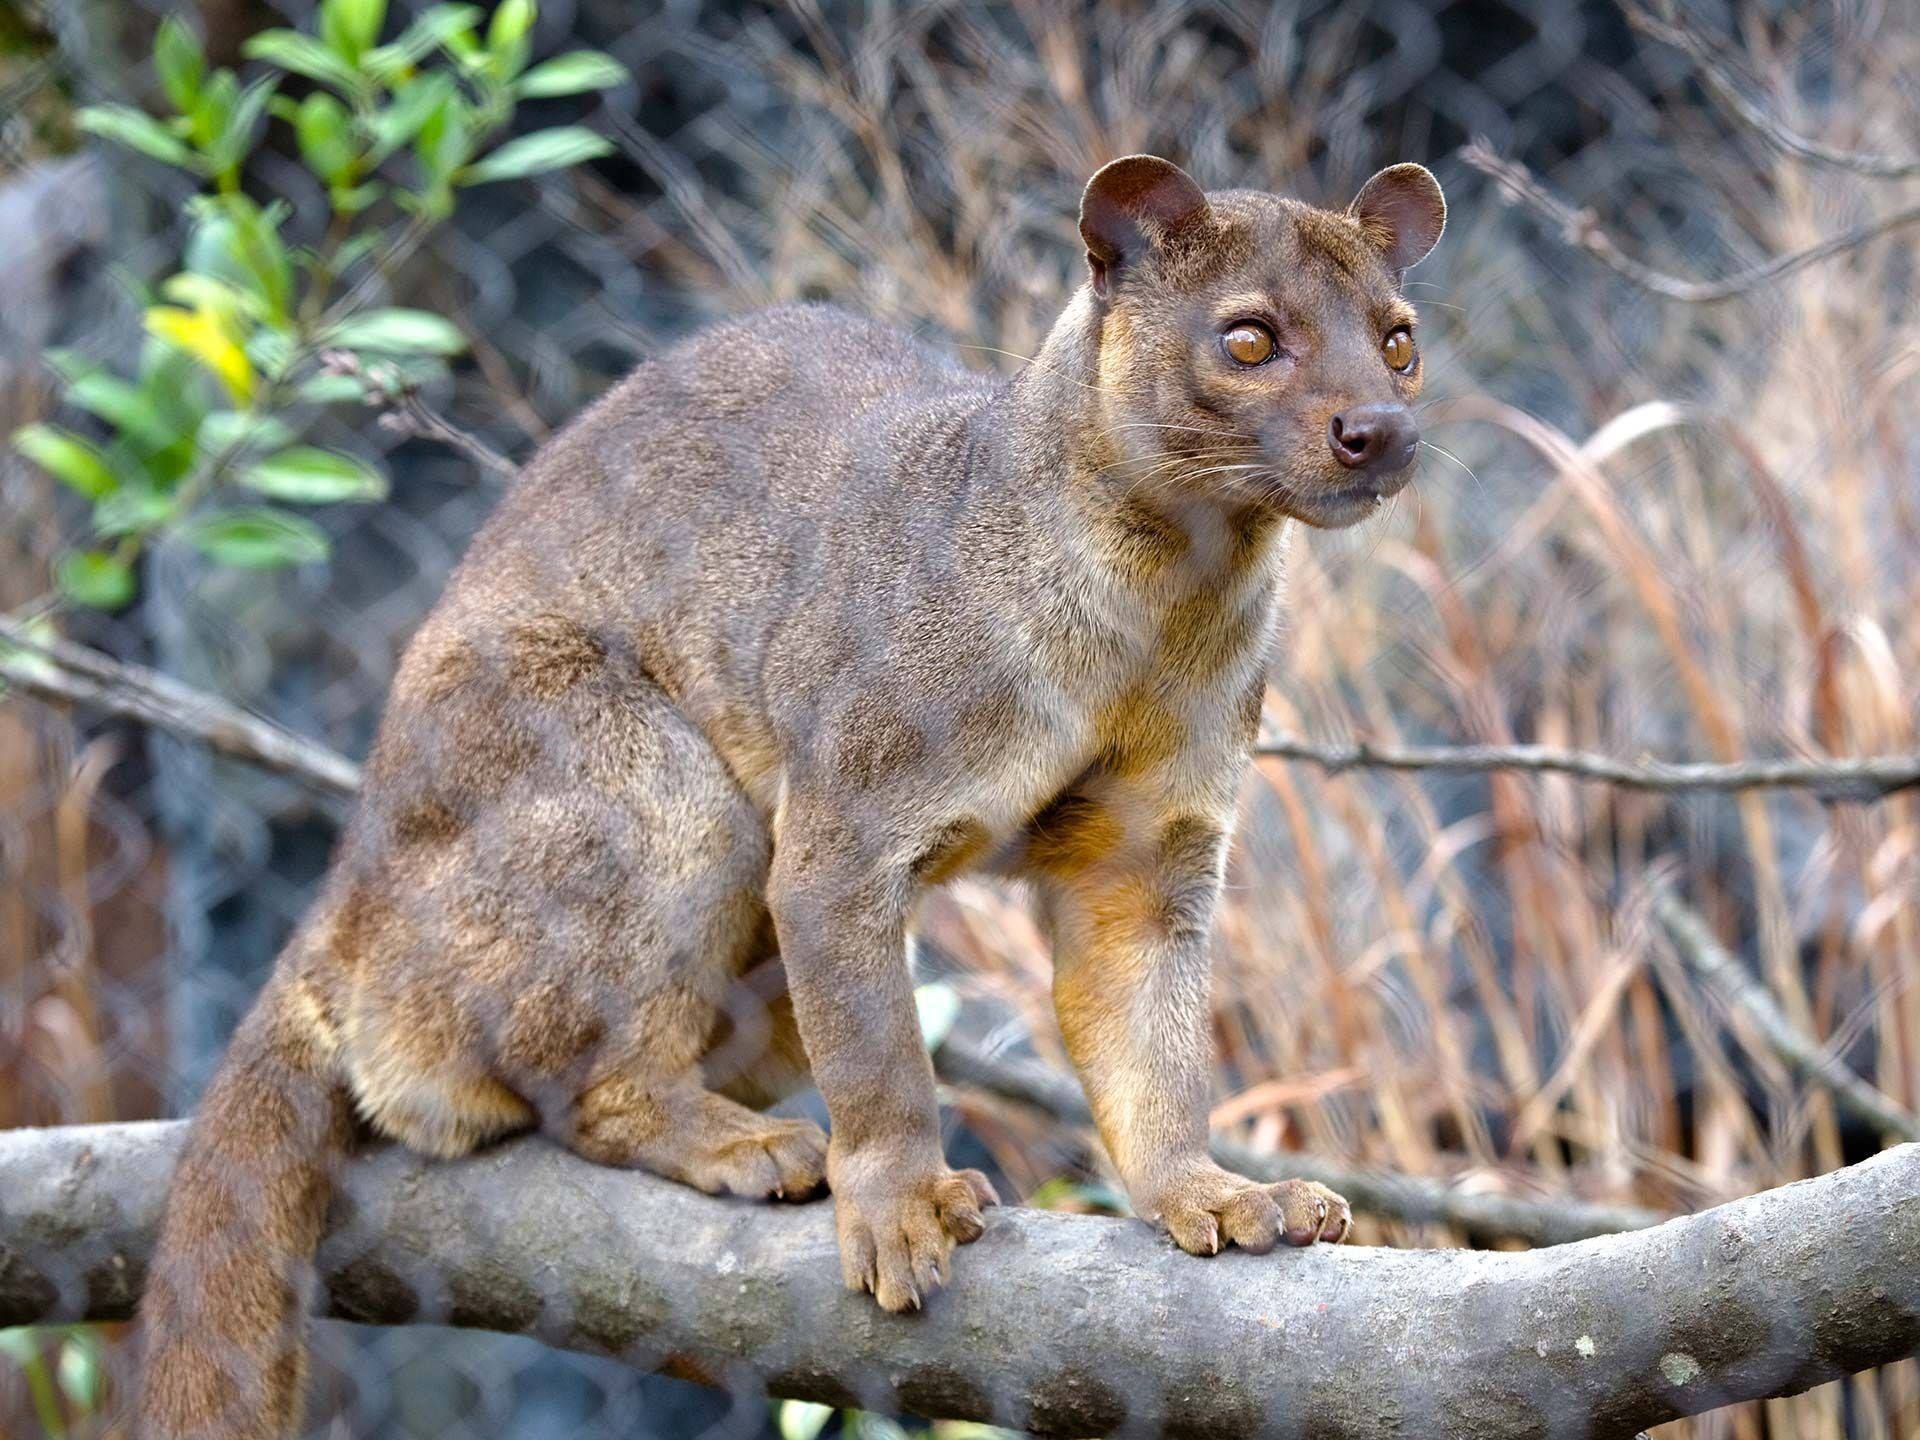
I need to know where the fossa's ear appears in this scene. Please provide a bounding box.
[1079,155,1211,299]
[1349,163,1446,275]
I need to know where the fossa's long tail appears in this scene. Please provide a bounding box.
[137,976,353,1439]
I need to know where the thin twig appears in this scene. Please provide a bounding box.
[1460,139,1920,303]
[321,350,523,483]
[0,615,361,800]
[1254,733,1920,801]
[381,391,522,482]
[933,1035,1668,1244]
[1626,4,1920,181]
[1651,879,1920,1143]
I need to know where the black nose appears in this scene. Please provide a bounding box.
[1328,403,1417,473]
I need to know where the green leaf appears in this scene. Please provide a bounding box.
[76,105,201,170]
[411,87,471,192]
[241,446,386,503]
[186,67,237,151]
[331,232,386,273]
[183,508,331,568]
[242,29,365,94]
[0,615,64,695]
[369,72,454,162]
[186,197,293,326]
[775,1401,834,1440]
[485,0,535,75]
[296,372,367,405]
[295,91,358,184]
[46,357,177,454]
[14,423,117,499]
[329,180,385,215]
[95,488,178,537]
[362,5,481,80]
[1026,1176,1129,1214]
[914,982,961,1051]
[248,329,296,382]
[210,76,278,180]
[512,49,627,98]
[199,410,295,459]
[459,125,610,185]
[154,18,205,113]
[138,343,213,443]
[321,0,387,61]
[56,1333,105,1413]
[323,308,466,355]
[56,551,136,610]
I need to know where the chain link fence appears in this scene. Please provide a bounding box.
[3,0,1917,1435]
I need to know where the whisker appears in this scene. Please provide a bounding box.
[1110,421,1241,438]
[1094,448,1259,478]
[1418,439,1482,492]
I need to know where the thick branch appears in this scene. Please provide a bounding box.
[934,1037,1667,1244]
[1460,139,1920,303]
[1,1123,1914,1438]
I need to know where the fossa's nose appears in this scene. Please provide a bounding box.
[1328,403,1417,473]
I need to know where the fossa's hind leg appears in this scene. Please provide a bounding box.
[342,613,822,1196]
[569,1068,825,1198]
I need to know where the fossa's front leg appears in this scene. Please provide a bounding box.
[767,796,998,1311]
[1028,765,1349,1255]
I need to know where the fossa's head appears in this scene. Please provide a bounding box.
[1077,155,1445,528]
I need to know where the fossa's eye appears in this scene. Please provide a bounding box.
[1383,328,1415,371]
[1222,322,1277,366]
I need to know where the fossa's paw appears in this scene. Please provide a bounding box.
[831,1154,999,1312]
[1149,1164,1350,1255]
[686,1116,828,1200]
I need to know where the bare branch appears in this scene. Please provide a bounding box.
[1652,881,1920,1143]
[2,1122,1914,1437]
[0,615,361,800]
[378,391,522,483]
[1459,139,1920,303]
[1253,732,1920,801]
[7,618,1914,804]
[935,1036,1668,1245]
[1627,4,1920,181]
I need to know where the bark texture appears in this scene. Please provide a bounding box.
[1,1122,1915,1438]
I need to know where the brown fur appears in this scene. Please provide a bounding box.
[137,156,1442,1435]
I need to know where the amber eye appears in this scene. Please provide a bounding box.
[1383,328,1415,371]
[1222,322,1276,366]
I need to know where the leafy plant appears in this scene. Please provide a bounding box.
[13,0,625,610]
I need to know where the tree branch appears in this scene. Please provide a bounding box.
[1459,139,1920,303]
[0,614,361,800]
[7,615,1913,803]
[1625,4,1920,181]
[1,1122,1914,1438]
[1652,883,1920,1143]
[1252,733,1920,801]
[934,1036,1668,1245]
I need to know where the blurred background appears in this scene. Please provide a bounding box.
[1,0,1916,1435]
